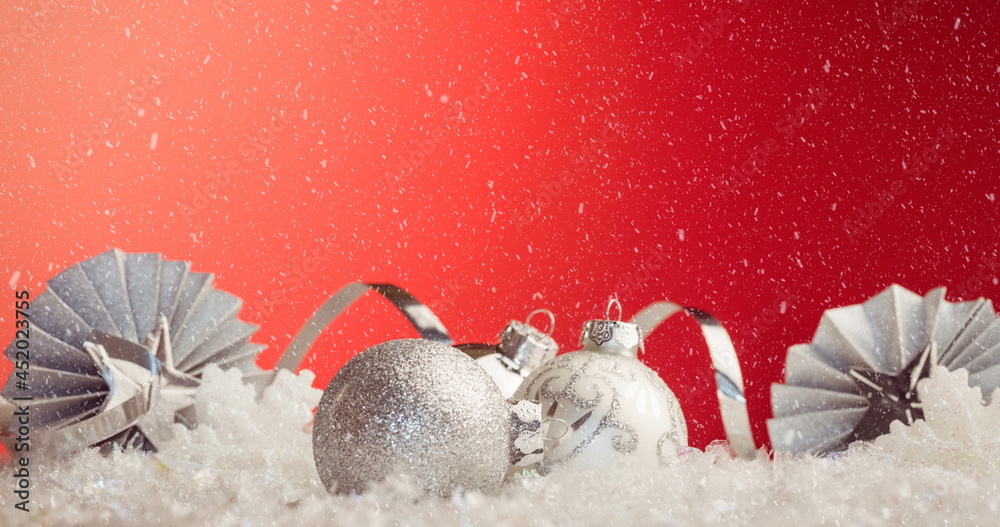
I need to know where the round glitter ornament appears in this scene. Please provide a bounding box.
[312,339,543,496]
[454,309,560,398]
[514,299,688,474]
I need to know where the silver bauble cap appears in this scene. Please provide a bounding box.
[497,309,559,374]
[509,399,544,467]
[578,299,643,357]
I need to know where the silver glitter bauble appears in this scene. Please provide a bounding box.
[312,339,543,496]
[514,300,688,474]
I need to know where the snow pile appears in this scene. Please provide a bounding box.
[872,366,1000,478]
[2,366,1000,526]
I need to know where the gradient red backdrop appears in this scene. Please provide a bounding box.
[2,0,998,450]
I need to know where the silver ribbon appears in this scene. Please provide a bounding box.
[1,277,451,454]
[277,282,453,372]
[629,301,757,459]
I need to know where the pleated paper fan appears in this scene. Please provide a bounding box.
[1,249,266,454]
[768,285,1000,455]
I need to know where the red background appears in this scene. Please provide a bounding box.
[1,0,997,450]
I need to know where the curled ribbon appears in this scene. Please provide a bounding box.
[276,282,453,372]
[629,301,757,459]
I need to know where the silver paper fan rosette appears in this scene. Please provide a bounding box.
[768,285,1000,455]
[0,249,268,454]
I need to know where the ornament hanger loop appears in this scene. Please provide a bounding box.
[525,308,556,336]
[606,297,623,321]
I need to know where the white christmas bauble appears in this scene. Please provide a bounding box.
[514,316,687,474]
[475,354,527,398]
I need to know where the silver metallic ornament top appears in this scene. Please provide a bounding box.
[579,299,644,356]
[458,309,559,398]
[312,339,542,497]
[579,320,643,356]
[509,399,545,467]
[497,310,559,373]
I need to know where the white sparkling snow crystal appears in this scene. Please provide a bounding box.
[872,366,1000,477]
[2,367,1000,526]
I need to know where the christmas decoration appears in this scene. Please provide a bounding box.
[9,362,1000,525]
[454,309,559,398]
[629,300,756,459]
[277,282,453,372]
[0,249,267,454]
[312,338,543,497]
[768,285,1000,455]
[514,299,687,474]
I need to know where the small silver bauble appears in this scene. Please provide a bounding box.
[514,299,688,474]
[312,339,543,496]
[455,309,560,398]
